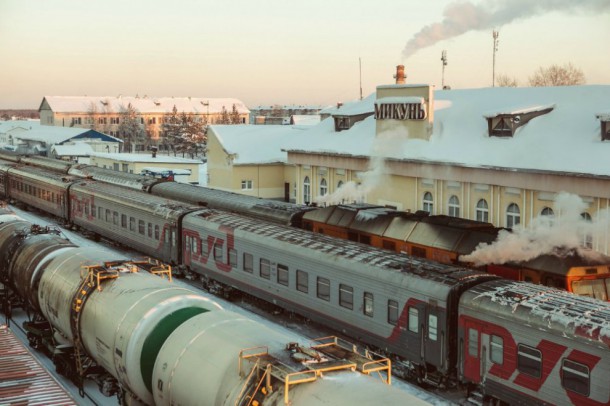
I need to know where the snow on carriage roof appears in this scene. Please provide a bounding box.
[284,85,610,177]
[40,96,250,114]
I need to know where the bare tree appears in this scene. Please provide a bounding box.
[496,74,518,87]
[229,103,242,124]
[528,63,585,87]
[117,103,146,153]
[218,106,230,124]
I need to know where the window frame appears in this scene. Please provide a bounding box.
[423,191,433,214]
[277,264,289,286]
[339,284,353,310]
[316,277,330,301]
[388,300,399,326]
[260,258,271,280]
[363,292,374,317]
[296,270,308,293]
[517,344,542,378]
[448,195,460,217]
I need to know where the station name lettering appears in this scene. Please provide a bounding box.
[374,103,427,120]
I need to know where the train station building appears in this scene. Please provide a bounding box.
[208,66,610,253]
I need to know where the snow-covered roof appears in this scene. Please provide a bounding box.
[482,103,555,118]
[284,85,610,177]
[325,93,376,117]
[0,120,41,133]
[15,127,121,145]
[51,142,94,156]
[210,124,305,165]
[90,152,201,164]
[291,115,321,125]
[40,96,250,115]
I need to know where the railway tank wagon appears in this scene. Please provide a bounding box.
[180,209,499,384]
[0,210,426,406]
[458,279,610,405]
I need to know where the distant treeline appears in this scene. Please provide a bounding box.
[0,110,39,120]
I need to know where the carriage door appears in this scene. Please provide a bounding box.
[425,308,442,368]
[463,320,482,383]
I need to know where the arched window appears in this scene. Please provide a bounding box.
[476,199,489,223]
[541,207,554,216]
[303,176,311,205]
[423,192,433,214]
[506,203,521,228]
[319,178,328,196]
[448,195,460,217]
[337,180,344,189]
[581,212,593,249]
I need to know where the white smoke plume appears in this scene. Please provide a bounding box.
[403,0,610,59]
[461,192,610,266]
[315,129,408,205]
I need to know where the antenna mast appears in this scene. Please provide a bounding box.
[359,57,363,101]
[492,30,499,87]
[441,50,448,89]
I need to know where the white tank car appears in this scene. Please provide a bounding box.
[154,308,427,406]
[37,246,216,405]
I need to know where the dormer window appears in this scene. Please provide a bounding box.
[597,114,610,141]
[485,105,554,138]
[335,116,350,131]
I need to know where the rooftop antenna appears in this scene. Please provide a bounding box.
[441,50,448,89]
[492,30,499,87]
[359,57,363,101]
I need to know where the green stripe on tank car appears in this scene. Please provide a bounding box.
[140,306,209,393]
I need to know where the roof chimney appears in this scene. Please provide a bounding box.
[394,65,406,85]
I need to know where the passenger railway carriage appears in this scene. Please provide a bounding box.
[459,280,610,405]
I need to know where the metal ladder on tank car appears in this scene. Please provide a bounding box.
[235,336,392,406]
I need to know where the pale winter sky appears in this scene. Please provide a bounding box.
[1,0,609,109]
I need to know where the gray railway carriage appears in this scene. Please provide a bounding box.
[68,164,165,191]
[5,165,73,219]
[68,182,199,265]
[20,155,74,173]
[180,209,498,383]
[459,279,610,405]
[0,162,14,197]
[149,181,314,226]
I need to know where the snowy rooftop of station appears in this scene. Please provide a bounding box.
[0,119,41,132]
[40,96,250,114]
[15,126,121,144]
[284,85,610,177]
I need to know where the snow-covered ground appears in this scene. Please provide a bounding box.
[5,205,455,406]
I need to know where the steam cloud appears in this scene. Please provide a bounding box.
[461,192,609,266]
[403,0,610,59]
[315,129,407,205]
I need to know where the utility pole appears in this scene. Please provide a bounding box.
[441,50,448,89]
[492,30,499,87]
[359,57,363,101]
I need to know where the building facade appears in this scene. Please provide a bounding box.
[38,96,250,151]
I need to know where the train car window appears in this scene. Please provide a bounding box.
[130,217,135,232]
[363,292,374,317]
[121,214,127,228]
[200,236,207,254]
[517,344,542,378]
[411,246,427,258]
[105,209,111,222]
[154,225,160,240]
[407,307,418,331]
[228,248,237,268]
[317,277,330,301]
[91,204,96,218]
[192,237,199,254]
[388,300,399,326]
[277,264,289,286]
[172,230,176,247]
[138,220,145,235]
[84,203,89,216]
[382,240,396,251]
[490,335,503,364]
[214,241,224,261]
[185,236,191,251]
[339,284,353,310]
[243,253,253,273]
[99,207,103,219]
[260,259,271,279]
[561,359,590,396]
[148,223,153,238]
[296,270,308,293]
[468,329,478,357]
[428,314,438,341]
